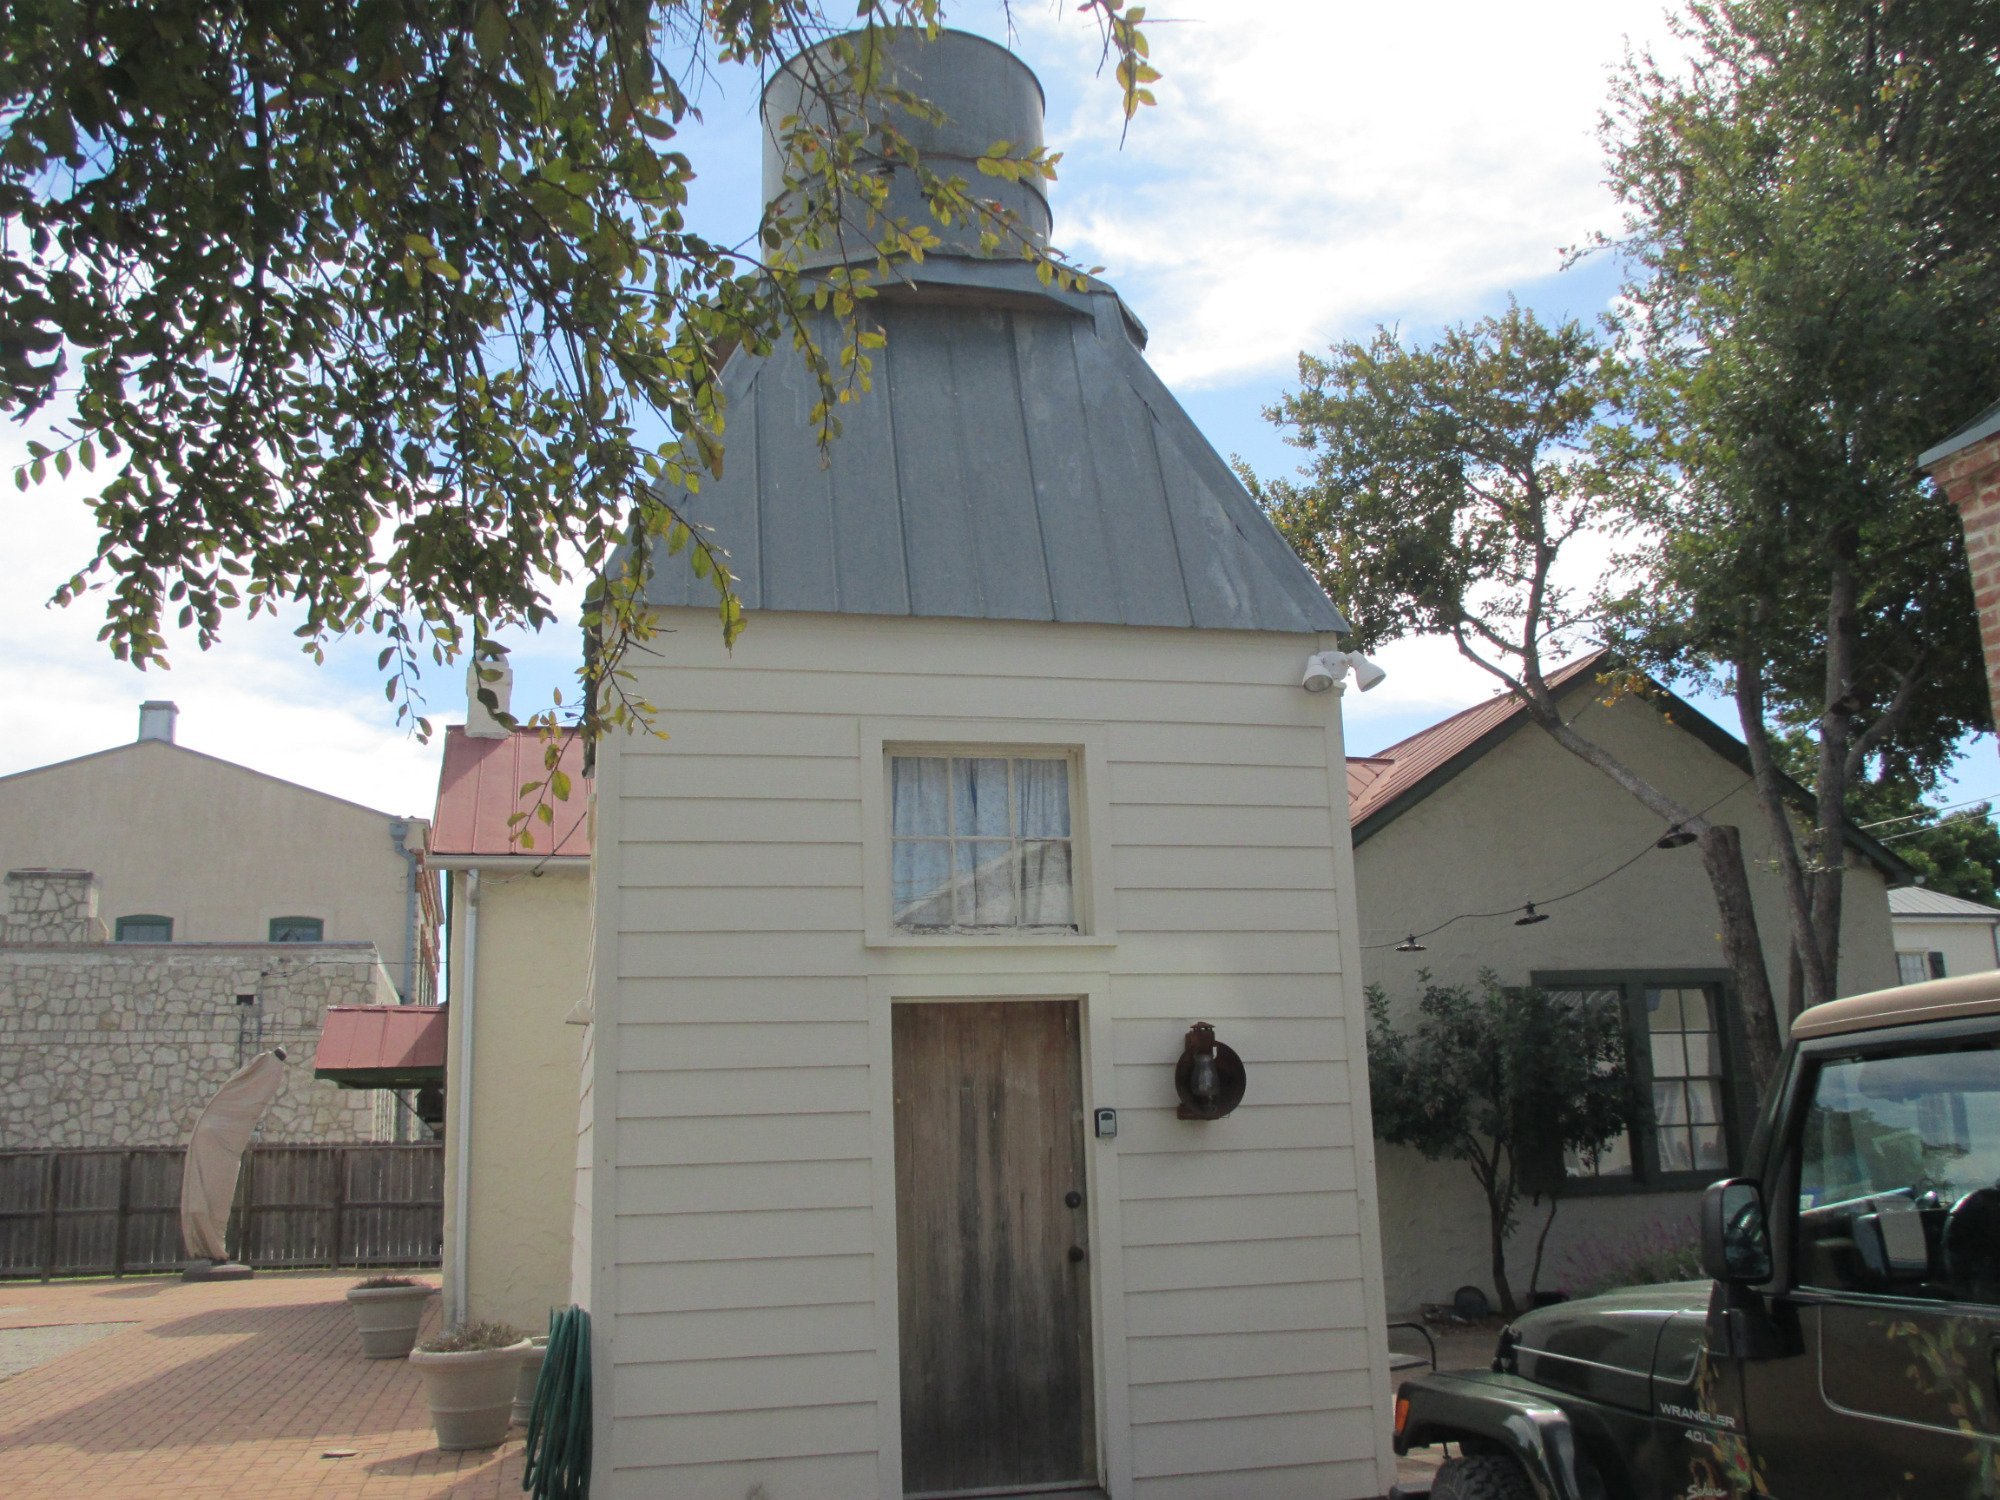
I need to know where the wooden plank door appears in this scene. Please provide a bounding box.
[893,1000,1096,1497]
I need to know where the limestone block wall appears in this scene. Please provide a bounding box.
[4,870,109,944]
[0,943,400,1148]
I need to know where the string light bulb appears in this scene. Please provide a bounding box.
[1656,825,1698,850]
[1514,903,1550,926]
[1396,934,1427,953]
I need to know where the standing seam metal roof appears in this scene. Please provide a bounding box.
[643,267,1346,637]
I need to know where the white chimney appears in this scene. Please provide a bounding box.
[137,701,179,744]
[464,656,514,739]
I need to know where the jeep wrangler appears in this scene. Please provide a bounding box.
[1391,970,2000,1500]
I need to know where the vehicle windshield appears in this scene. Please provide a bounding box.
[1796,1040,2000,1304]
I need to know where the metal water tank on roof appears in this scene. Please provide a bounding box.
[645,27,1346,638]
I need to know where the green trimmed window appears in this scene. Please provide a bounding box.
[115,914,173,942]
[269,916,324,943]
[1539,972,1743,1190]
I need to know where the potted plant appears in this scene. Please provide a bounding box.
[410,1321,531,1450]
[512,1334,549,1427]
[344,1275,437,1360]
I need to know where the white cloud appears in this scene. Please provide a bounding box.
[1019,0,1679,387]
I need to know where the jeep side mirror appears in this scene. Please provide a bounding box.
[1701,1178,1773,1284]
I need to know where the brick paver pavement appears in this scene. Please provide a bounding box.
[0,1271,529,1499]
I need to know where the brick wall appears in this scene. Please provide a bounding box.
[1929,431,2000,732]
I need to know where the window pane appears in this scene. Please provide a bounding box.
[1647,987,1685,1030]
[1657,1127,1694,1173]
[1020,841,1074,926]
[1693,1125,1727,1170]
[952,758,1012,837]
[892,757,950,835]
[1683,1031,1717,1076]
[115,915,172,943]
[1651,1033,1689,1079]
[1796,1043,2000,1302]
[270,917,323,943]
[894,840,952,927]
[1679,989,1712,1030]
[956,841,1017,926]
[1654,1081,1689,1127]
[1016,759,1071,837]
[1689,1080,1724,1125]
[1569,1130,1634,1179]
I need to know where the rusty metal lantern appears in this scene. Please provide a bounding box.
[1174,1021,1246,1121]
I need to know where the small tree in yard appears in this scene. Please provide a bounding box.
[1367,973,1634,1318]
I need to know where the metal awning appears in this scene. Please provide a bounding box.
[313,1005,447,1089]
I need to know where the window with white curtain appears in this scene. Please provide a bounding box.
[891,754,1076,931]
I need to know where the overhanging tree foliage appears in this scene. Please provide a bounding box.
[1254,302,1791,1085]
[1366,973,1633,1318]
[1773,729,2000,907]
[0,0,1155,741]
[1603,0,2000,1012]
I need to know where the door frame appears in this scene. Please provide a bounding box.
[867,971,1129,1500]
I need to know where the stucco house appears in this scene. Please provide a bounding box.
[0,701,438,999]
[428,666,593,1331]
[1889,885,2000,984]
[1349,654,1907,1316]
[1,703,441,1149]
[569,29,1392,1500]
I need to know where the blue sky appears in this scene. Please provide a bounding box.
[3,0,1992,824]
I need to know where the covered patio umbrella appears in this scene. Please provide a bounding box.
[180,1048,288,1274]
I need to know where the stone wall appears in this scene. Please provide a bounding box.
[4,870,109,945]
[0,942,401,1148]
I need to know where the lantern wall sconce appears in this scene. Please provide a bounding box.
[1174,1021,1246,1121]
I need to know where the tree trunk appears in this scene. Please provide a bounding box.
[1734,654,1831,1009]
[1811,553,1863,1000]
[1699,824,1786,1086]
[1489,1205,1517,1320]
[1527,1195,1562,1302]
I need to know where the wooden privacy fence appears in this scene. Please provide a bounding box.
[0,1143,443,1279]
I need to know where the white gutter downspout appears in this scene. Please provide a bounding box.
[450,868,480,1325]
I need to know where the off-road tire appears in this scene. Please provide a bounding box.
[1429,1453,1536,1500]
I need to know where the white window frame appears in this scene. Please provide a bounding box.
[860,718,1117,949]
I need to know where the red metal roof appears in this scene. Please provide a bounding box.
[1346,652,1609,824]
[313,1005,447,1086]
[430,726,592,859]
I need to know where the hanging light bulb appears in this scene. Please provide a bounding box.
[1656,825,1698,850]
[1396,934,1427,952]
[1514,903,1550,926]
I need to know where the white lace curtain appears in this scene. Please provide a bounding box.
[892,755,1074,929]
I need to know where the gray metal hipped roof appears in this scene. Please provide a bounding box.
[644,30,1344,637]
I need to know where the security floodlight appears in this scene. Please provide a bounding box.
[1347,652,1387,692]
[1301,650,1388,694]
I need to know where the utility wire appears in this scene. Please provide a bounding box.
[1361,773,1755,952]
[1875,809,1997,845]
[1855,795,1997,832]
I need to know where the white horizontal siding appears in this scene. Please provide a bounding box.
[600,612,1386,1497]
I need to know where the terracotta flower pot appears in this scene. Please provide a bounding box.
[345,1283,437,1360]
[411,1339,532,1450]
[512,1336,549,1427]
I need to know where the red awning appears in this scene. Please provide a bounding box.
[314,1005,447,1088]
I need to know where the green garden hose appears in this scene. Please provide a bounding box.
[522,1305,591,1500]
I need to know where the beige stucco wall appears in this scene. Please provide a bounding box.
[0,740,431,998]
[1892,914,2000,981]
[441,864,591,1334]
[1354,687,1899,1316]
[584,610,1393,1500]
